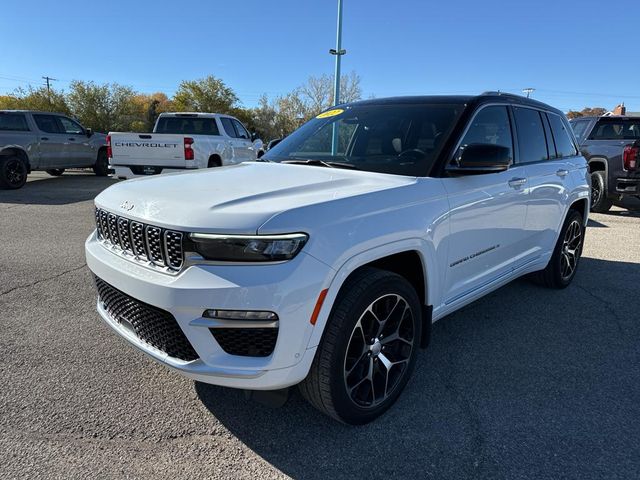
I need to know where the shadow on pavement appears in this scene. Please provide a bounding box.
[0,172,116,206]
[196,256,640,480]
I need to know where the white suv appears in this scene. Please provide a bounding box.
[86,93,590,424]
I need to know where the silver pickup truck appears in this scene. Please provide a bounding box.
[0,110,108,189]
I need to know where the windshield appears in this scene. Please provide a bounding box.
[262,103,464,176]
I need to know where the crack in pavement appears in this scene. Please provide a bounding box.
[0,264,87,297]
[574,283,626,336]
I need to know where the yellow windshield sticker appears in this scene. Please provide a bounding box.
[316,108,344,119]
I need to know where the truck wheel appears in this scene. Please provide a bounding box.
[45,169,65,176]
[93,150,109,176]
[299,267,422,424]
[590,171,613,213]
[532,209,584,289]
[0,156,28,189]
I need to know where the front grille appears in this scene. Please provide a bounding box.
[94,207,184,271]
[94,276,198,361]
[210,328,278,357]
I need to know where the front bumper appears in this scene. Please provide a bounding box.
[85,231,333,390]
[110,165,194,180]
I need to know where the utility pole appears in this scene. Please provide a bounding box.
[330,0,346,155]
[42,76,58,101]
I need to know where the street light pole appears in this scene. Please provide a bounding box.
[330,0,346,155]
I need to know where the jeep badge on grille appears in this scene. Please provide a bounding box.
[120,200,134,211]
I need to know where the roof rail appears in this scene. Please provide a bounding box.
[480,91,527,99]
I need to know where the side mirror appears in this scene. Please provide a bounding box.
[250,131,258,141]
[85,127,93,137]
[447,143,511,175]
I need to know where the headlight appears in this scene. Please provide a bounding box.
[188,233,308,262]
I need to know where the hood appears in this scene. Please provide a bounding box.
[95,162,415,234]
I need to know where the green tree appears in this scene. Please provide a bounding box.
[249,72,362,140]
[0,86,70,114]
[173,75,239,113]
[67,80,138,132]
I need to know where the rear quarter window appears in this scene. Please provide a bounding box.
[548,114,578,158]
[0,113,30,131]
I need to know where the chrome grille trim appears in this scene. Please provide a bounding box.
[94,207,184,273]
[145,226,165,265]
[130,221,147,258]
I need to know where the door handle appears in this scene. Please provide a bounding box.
[508,177,527,188]
[41,137,49,141]
[556,169,569,177]
[68,138,76,141]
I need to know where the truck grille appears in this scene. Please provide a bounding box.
[210,328,278,357]
[94,276,198,362]
[95,207,184,271]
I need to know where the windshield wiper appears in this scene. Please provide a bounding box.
[281,159,359,170]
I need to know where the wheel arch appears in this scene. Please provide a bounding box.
[0,147,30,171]
[208,154,222,167]
[306,239,436,350]
[568,198,589,226]
[587,157,607,175]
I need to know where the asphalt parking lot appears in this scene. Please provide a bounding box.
[1,171,639,479]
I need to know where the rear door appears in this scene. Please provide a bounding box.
[220,117,252,163]
[32,114,67,168]
[442,105,529,305]
[231,119,255,161]
[514,108,573,268]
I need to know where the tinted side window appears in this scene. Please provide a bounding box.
[459,106,513,161]
[513,107,548,163]
[548,114,578,158]
[232,119,250,139]
[0,113,30,131]
[33,114,60,134]
[58,116,84,135]
[220,118,237,138]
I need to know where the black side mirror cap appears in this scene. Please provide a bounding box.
[447,143,511,175]
[86,127,93,137]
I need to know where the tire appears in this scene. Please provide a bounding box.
[299,267,422,424]
[0,156,28,190]
[532,209,585,289]
[93,150,109,176]
[45,168,65,176]
[590,171,613,213]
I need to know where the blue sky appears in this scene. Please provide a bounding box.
[1,0,639,112]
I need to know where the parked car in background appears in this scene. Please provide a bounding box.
[108,112,260,179]
[0,110,108,189]
[570,115,640,212]
[86,92,589,424]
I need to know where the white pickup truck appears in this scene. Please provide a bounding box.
[108,112,258,179]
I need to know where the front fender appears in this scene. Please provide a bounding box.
[305,237,438,349]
